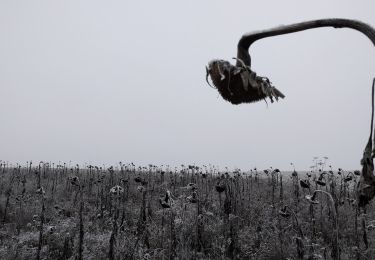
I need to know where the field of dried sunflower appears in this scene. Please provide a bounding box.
[0,160,374,260]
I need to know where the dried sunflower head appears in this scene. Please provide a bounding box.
[206,59,285,105]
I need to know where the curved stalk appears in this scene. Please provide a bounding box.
[234,19,375,208]
[284,206,305,259]
[285,205,304,238]
[237,18,375,67]
[312,190,339,260]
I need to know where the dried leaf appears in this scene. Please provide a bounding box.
[217,63,226,81]
[205,66,214,88]
[233,67,242,75]
[358,78,375,207]
[358,143,375,207]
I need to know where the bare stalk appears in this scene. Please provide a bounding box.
[36,195,45,260]
[311,190,340,260]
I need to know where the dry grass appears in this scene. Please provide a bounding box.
[0,162,374,259]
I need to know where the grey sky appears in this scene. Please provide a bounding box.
[1,1,374,170]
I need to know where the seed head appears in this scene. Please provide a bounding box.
[110,185,124,195]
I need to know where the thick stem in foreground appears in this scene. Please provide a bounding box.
[237,18,375,67]
[237,19,375,207]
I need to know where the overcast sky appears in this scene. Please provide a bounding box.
[1,1,374,170]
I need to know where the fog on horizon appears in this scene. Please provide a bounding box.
[1,0,375,171]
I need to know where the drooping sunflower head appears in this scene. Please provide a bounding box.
[206,59,285,105]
